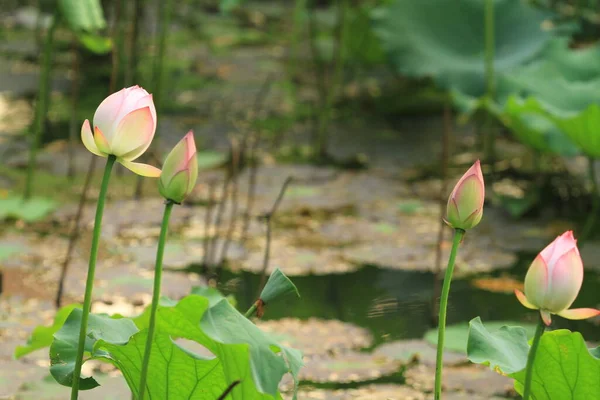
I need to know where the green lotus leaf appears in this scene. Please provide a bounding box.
[502,96,579,156]
[372,0,554,98]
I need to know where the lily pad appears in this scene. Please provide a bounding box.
[256,318,373,357]
[374,339,466,367]
[299,351,399,383]
[405,364,513,397]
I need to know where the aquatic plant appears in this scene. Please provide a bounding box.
[435,160,485,400]
[467,231,600,400]
[71,86,160,400]
[138,131,198,400]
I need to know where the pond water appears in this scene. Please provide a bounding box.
[211,256,600,347]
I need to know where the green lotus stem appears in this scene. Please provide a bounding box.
[523,316,545,400]
[434,228,465,400]
[483,0,496,166]
[25,10,59,199]
[70,155,116,400]
[245,303,258,318]
[138,200,175,400]
[580,157,598,246]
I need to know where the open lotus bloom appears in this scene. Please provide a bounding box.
[515,231,600,325]
[158,131,198,203]
[81,86,161,177]
[445,160,485,230]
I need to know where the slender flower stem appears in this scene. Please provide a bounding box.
[523,316,545,400]
[580,156,598,246]
[245,303,258,318]
[138,201,174,400]
[483,0,496,170]
[434,228,465,400]
[70,155,116,400]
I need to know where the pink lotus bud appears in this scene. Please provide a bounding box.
[81,86,161,177]
[445,160,485,230]
[515,231,600,325]
[159,131,198,203]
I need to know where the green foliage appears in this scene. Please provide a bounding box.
[0,195,57,222]
[40,295,301,399]
[466,317,529,374]
[511,330,600,399]
[49,308,139,389]
[372,0,553,97]
[57,0,112,55]
[77,33,112,54]
[508,96,600,158]
[468,318,600,399]
[191,286,237,307]
[58,0,106,32]
[314,6,385,66]
[14,304,80,359]
[424,320,537,354]
[260,268,300,304]
[502,96,579,156]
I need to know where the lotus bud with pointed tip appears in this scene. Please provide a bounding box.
[445,160,485,231]
[515,231,600,326]
[159,131,198,203]
[81,86,161,177]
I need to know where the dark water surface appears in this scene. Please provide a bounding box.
[212,257,600,346]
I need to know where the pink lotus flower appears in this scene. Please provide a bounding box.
[158,131,198,203]
[81,86,161,177]
[445,160,485,230]
[515,231,600,326]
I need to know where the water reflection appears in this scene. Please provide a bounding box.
[215,261,600,346]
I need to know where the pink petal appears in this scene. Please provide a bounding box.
[133,93,157,128]
[119,159,161,177]
[515,289,538,310]
[545,247,583,312]
[540,310,552,326]
[557,308,600,320]
[452,160,484,197]
[93,88,128,143]
[110,107,155,159]
[111,86,150,130]
[540,231,578,269]
[453,175,485,221]
[93,126,112,154]
[81,120,105,157]
[524,254,549,309]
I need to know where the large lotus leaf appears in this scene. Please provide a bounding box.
[104,295,300,399]
[468,319,600,399]
[507,96,600,158]
[502,96,580,156]
[372,0,554,98]
[466,317,529,374]
[511,330,600,399]
[535,37,600,82]
[424,320,537,354]
[504,63,600,114]
[49,308,139,389]
[15,304,79,359]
